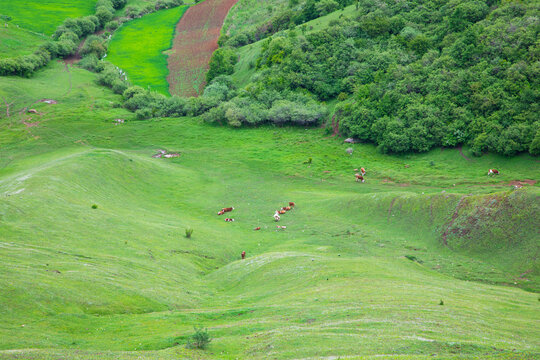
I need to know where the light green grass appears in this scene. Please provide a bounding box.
[222,0,289,38]
[0,25,48,58]
[0,63,539,359]
[0,0,97,35]
[107,6,188,95]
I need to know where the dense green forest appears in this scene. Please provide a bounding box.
[204,0,539,156]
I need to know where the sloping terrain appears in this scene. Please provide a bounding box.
[0,63,539,359]
[0,0,96,35]
[167,0,238,96]
[107,5,189,95]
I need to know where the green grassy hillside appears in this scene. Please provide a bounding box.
[107,5,188,95]
[0,26,48,59]
[0,0,96,35]
[0,62,539,359]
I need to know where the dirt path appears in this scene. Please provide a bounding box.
[62,61,73,96]
[1,96,14,118]
[167,0,238,97]
[457,146,472,162]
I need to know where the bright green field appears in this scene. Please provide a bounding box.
[0,62,539,359]
[107,6,188,95]
[0,0,96,35]
[0,25,47,58]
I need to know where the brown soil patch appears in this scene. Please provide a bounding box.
[441,195,471,246]
[508,180,536,186]
[167,0,239,97]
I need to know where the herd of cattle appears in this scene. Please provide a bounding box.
[218,167,503,259]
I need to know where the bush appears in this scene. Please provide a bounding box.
[80,35,107,58]
[206,47,237,83]
[185,228,193,238]
[185,327,211,349]
[105,20,120,31]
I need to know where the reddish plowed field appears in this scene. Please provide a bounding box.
[167,0,238,97]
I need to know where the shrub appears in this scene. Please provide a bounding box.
[185,228,193,238]
[79,54,105,72]
[80,35,107,58]
[105,20,120,31]
[206,47,237,83]
[91,204,98,209]
[186,327,211,349]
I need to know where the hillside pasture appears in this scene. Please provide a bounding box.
[222,0,289,38]
[0,25,47,59]
[167,0,238,96]
[107,6,188,95]
[0,0,97,35]
[0,62,539,359]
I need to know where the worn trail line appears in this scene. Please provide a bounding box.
[167,0,238,97]
[441,195,471,246]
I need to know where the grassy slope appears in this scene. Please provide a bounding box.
[222,0,289,37]
[232,4,358,88]
[107,6,188,95]
[0,26,47,59]
[0,0,96,35]
[0,62,539,359]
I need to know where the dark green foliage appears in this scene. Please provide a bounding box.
[185,228,193,238]
[206,47,238,83]
[222,0,539,155]
[223,0,356,48]
[185,326,211,349]
[91,204,98,209]
[80,35,107,58]
[79,54,105,73]
[439,299,444,305]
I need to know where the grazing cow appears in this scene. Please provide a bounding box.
[488,169,500,176]
[217,210,224,215]
[289,202,295,207]
[225,218,235,222]
[254,226,261,231]
[277,225,287,230]
[284,206,291,211]
[360,167,366,176]
[355,173,365,183]
[222,207,234,212]
[278,210,286,214]
[241,251,246,259]
[274,211,281,222]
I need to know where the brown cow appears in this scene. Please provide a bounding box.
[241,251,246,259]
[488,169,499,176]
[222,207,234,212]
[355,173,365,183]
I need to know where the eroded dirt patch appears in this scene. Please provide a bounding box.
[167,0,238,97]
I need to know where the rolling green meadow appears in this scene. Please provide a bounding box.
[1,0,540,358]
[0,59,539,359]
[107,5,189,95]
[0,0,96,35]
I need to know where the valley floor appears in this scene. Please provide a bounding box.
[0,62,539,359]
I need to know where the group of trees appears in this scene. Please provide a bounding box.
[219,0,357,47]
[208,0,539,156]
[0,0,127,77]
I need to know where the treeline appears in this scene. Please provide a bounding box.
[0,0,127,77]
[209,0,540,156]
[0,0,185,77]
[219,0,357,47]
